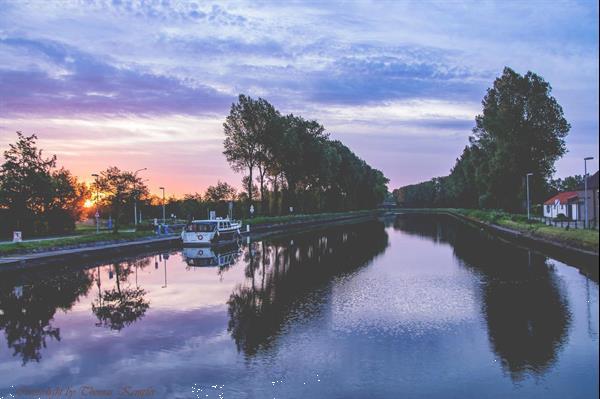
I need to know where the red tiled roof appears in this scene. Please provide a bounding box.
[544,191,578,205]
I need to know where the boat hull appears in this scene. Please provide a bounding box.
[181,229,240,246]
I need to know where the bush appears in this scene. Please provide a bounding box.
[555,213,569,221]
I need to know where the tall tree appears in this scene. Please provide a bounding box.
[93,167,147,232]
[223,95,279,207]
[471,67,570,210]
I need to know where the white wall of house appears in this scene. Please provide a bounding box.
[543,203,577,220]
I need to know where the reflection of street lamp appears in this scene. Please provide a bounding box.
[584,157,594,228]
[526,173,533,220]
[159,186,166,224]
[162,256,168,288]
[133,168,147,226]
[92,173,99,234]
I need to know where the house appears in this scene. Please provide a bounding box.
[543,191,579,220]
[542,171,599,224]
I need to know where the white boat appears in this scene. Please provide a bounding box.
[181,218,242,245]
[182,244,241,267]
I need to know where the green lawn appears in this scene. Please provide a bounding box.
[0,231,157,256]
[403,208,599,253]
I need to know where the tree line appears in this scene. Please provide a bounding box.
[223,94,389,215]
[393,67,571,213]
[1,97,387,237]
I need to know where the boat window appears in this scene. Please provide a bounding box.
[186,223,216,232]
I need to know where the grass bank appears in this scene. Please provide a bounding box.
[242,209,381,226]
[0,231,155,256]
[403,208,599,253]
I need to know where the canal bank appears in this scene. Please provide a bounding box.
[0,210,386,270]
[397,208,599,270]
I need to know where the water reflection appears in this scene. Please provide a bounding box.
[0,268,93,365]
[393,213,573,380]
[182,244,242,269]
[91,258,151,331]
[227,221,389,356]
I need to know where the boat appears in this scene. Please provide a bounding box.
[182,244,241,267]
[181,218,242,245]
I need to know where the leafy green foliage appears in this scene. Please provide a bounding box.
[223,95,389,216]
[394,67,570,212]
[0,132,88,237]
[92,167,148,233]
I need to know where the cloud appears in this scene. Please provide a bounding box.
[0,0,597,188]
[0,37,234,117]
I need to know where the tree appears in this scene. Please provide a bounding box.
[180,193,203,220]
[223,95,278,206]
[0,132,87,236]
[204,181,236,203]
[222,94,389,215]
[470,67,570,210]
[92,167,147,232]
[394,67,570,211]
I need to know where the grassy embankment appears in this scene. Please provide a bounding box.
[423,208,599,253]
[0,230,155,256]
[242,209,379,225]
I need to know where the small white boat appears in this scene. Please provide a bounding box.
[181,218,242,245]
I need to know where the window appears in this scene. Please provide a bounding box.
[545,205,550,213]
[186,223,216,232]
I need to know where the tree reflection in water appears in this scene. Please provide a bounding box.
[92,258,151,331]
[0,267,93,365]
[227,221,389,356]
[393,213,573,381]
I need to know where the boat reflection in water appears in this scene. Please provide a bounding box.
[182,243,242,268]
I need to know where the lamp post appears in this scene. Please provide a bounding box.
[584,157,594,228]
[92,173,99,234]
[159,186,166,225]
[133,168,147,226]
[526,173,533,220]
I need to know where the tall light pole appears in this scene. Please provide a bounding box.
[159,186,166,225]
[92,173,99,234]
[584,157,594,228]
[526,173,533,220]
[133,168,147,226]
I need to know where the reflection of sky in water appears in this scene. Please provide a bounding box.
[0,217,598,398]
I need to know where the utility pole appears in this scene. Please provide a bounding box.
[92,173,99,234]
[584,157,594,228]
[526,173,533,220]
[159,186,166,225]
[133,168,147,226]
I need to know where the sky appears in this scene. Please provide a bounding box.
[0,0,598,196]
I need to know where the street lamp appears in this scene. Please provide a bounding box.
[92,173,99,234]
[526,173,533,220]
[159,186,166,225]
[133,168,147,226]
[584,157,594,228]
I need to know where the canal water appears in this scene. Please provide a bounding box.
[0,214,598,398]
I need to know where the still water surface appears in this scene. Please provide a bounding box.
[0,214,598,398]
